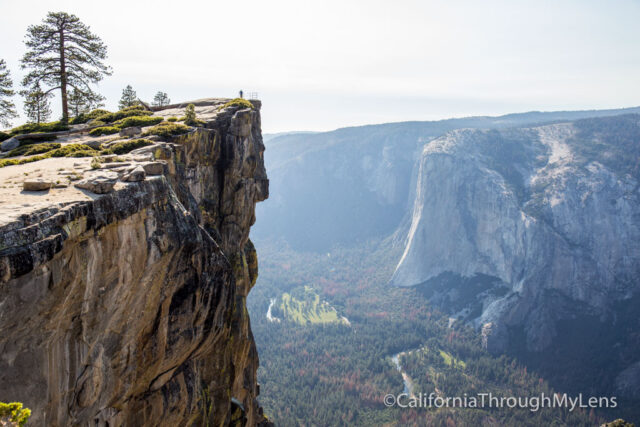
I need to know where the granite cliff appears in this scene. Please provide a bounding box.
[0,99,269,426]
[390,115,640,366]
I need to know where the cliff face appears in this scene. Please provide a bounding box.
[391,116,640,355]
[0,100,268,426]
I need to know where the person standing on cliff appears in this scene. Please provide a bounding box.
[239,90,243,99]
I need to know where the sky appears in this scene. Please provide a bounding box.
[1,0,639,133]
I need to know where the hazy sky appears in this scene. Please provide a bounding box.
[1,0,639,132]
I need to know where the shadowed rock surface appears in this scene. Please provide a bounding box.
[0,99,270,426]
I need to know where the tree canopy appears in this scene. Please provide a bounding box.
[0,59,18,128]
[119,85,138,109]
[21,84,53,124]
[152,91,170,107]
[20,11,111,122]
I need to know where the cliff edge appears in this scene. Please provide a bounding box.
[0,99,269,426]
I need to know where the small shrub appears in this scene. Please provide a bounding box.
[102,139,154,155]
[90,157,101,169]
[115,115,163,128]
[142,122,191,138]
[184,104,196,124]
[0,401,31,427]
[0,159,19,168]
[89,126,120,136]
[9,121,69,136]
[167,116,178,122]
[87,119,106,127]
[93,106,152,124]
[70,108,112,125]
[0,143,107,168]
[17,134,57,145]
[49,144,99,157]
[110,106,152,121]
[183,104,205,126]
[68,150,101,157]
[220,98,254,111]
[7,142,61,157]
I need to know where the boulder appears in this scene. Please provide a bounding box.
[75,172,118,194]
[82,139,104,150]
[142,161,166,175]
[119,126,142,137]
[1,137,19,152]
[122,166,146,182]
[23,179,53,191]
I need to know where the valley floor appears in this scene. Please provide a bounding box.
[247,237,634,426]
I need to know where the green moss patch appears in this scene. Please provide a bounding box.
[7,142,61,157]
[70,108,112,124]
[0,143,100,168]
[142,122,191,138]
[89,126,120,136]
[114,115,163,128]
[9,121,69,136]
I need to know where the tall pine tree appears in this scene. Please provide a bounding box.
[20,12,112,122]
[119,85,138,109]
[152,91,170,107]
[0,59,18,128]
[21,84,53,124]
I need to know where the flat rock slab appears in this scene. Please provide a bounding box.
[23,179,53,191]
[142,161,166,175]
[75,172,119,194]
[122,166,146,182]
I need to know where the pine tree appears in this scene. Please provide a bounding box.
[68,87,105,117]
[152,91,170,107]
[184,103,197,125]
[21,84,53,124]
[119,85,138,109]
[0,59,18,128]
[20,12,112,123]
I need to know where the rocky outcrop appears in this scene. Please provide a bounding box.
[0,100,269,426]
[391,115,640,353]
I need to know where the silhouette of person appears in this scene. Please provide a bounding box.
[239,90,244,99]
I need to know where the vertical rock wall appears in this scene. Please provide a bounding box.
[0,102,269,426]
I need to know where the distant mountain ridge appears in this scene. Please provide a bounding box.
[253,105,640,251]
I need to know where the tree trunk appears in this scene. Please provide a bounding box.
[59,28,68,123]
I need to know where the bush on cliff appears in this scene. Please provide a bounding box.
[142,121,190,138]
[93,105,153,124]
[220,98,254,111]
[0,402,31,427]
[89,126,120,136]
[7,142,61,157]
[114,115,163,128]
[9,120,69,136]
[0,131,10,142]
[70,108,111,124]
[0,143,100,168]
[183,104,205,126]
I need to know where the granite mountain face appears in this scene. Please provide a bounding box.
[255,107,640,252]
[253,108,640,402]
[0,99,270,426]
